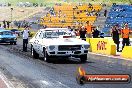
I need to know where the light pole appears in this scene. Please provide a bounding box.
[10,8,13,27]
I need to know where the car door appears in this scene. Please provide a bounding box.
[33,31,41,53]
[37,31,44,55]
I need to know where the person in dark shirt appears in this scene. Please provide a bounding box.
[79,26,87,41]
[92,28,100,38]
[121,23,131,50]
[104,9,107,17]
[3,20,6,28]
[111,25,120,52]
[6,21,10,28]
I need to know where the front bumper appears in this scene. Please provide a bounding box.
[47,50,88,56]
[48,54,88,59]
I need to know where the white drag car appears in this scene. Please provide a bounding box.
[29,28,90,62]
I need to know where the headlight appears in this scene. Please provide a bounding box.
[49,45,55,50]
[84,45,90,49]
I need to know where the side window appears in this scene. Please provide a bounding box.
[43,32,46,38]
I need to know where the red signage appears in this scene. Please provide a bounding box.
[97,41,107,50]
[76,66,131,85]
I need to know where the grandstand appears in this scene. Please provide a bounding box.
[102,4,132,36]
[40,3,102,28]
[39,3,132,36]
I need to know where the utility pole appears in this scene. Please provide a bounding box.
[10,8,13,28]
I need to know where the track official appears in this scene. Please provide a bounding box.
[85,21,93,38]
[121,23,131,50]
[22,26,30,52]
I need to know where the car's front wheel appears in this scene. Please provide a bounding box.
[14,42,17,45]
[43,48,50,62]
[80,54,87,63]
[31,45,39,59]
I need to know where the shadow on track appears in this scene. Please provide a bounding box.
[39,57,95,64]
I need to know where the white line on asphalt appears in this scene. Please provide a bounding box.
[40,80,70,88]
[0,72,15,88]
[41,80,50,85]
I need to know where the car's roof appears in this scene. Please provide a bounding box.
[11,29,19,31]
[40,28,69,31]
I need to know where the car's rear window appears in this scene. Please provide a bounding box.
[43,30,75,38]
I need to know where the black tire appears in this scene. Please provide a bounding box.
[43,48,50,62]
[14,42,17,45]
[31,45,39,59]
[80,54,87,63]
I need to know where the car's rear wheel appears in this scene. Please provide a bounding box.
[31,45,39,59]
[80,54,87,63]
[43,48,50,62]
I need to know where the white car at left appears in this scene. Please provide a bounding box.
[29,28,90,62]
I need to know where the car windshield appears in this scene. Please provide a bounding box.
[0,31,13,35]
[43,30,74,38]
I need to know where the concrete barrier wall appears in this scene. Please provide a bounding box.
[121,46,132,59]
[86,38,116,55]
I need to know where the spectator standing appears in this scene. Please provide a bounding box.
[92,27,100,38]
[121,23,131,50]
[6,21,10,28]
[104,9,107,17]
[79,26,87,41]
[111,25,120,52]
[3,20,6,28]
[74,29,79,36]
[85,21,93,38]
[18,22,21,29]
[22,26,30,52]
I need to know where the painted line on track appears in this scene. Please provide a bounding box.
[0,72,15,88]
